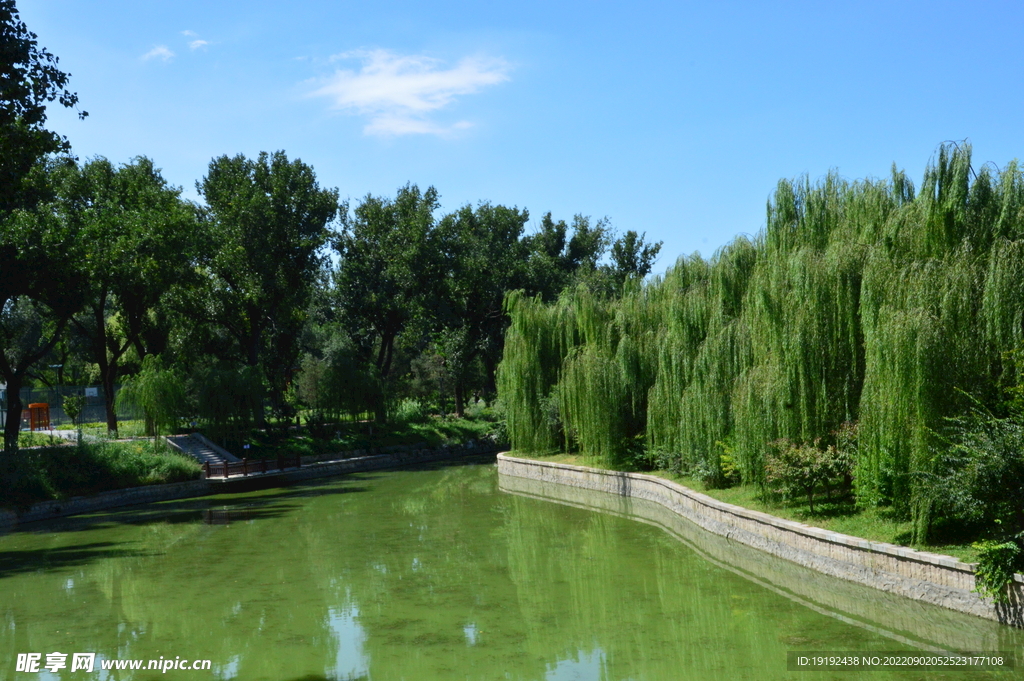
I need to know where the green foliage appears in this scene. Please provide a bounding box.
[333,184,441,381]
[61,392,84,424]
[972,540,1022,603]
[764,439,853,513]
[296,330,386,422]
[189,360,264,441]
[117,355,187,438]
[609,230,663,293]
[248,414,494,460]
[716,440,742,486]
[198,150,338,415]
[0,0,86,216]
[923,402,1024,544]
[394,398,430,424]
[500,143,1024,542]
[53,155,198,436]
[0,440,200,509]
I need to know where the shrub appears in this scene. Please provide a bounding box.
[693,441,742,489]
[0,441,201,509]
[765,436,853,513]
[394,398,430,424]
[973,540,1023,604]
[924,406,1024,541]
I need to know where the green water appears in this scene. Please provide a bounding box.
[2,457,1022,680]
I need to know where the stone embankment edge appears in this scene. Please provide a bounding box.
[0,442,497,531]
[497,454,1024,627]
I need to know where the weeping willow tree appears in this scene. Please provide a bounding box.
[500,143,1024,537]
[117,355,187,447]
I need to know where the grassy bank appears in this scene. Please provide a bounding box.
[1,439,201,510]
[516,452,980,564]
[3,413,504,510]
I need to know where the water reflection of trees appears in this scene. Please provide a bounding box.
[3,465,1022,680]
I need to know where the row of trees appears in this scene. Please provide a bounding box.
[2,155,660,449]
[500,143,1024,550]
[1,1,662,451]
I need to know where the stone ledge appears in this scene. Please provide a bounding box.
[497,453,1024,627]
[0,479,213,531]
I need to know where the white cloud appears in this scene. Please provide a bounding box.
[182,31,208,50]
[310,49,510,137]
[141,45,175,62]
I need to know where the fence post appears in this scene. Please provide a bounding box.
[243,458,248,476]
[203,461,210,479]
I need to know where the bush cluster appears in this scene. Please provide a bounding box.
[0,441,200,510]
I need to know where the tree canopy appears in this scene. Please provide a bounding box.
[197,151,339,418]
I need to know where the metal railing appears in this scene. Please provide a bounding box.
[202,454,302,479]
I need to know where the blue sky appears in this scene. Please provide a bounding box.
[19,0,1024,272]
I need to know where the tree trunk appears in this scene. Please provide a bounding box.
[482,355,498,406]
[0,316,69,451]
[2,373,24,452]
[101,363,118,437]
[454,381,465,418]
[381,336,395,379]
[245,328,266,428]
[88,300,120,438]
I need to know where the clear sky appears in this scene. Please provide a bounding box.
[18,0,1024,273]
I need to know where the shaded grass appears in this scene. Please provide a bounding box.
[515,451,979,564]
[17,431,70,447]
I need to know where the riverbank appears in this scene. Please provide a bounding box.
[528,453,980,563]
[3,415,503,510]
[497,453,1024,626]
[0,440,499,531]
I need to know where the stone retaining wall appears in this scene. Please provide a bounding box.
[0,441,498,531]
[0,479,212,530]
[499,473,1021,650]
[497,454,1024,627]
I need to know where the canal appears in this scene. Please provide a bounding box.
[2,456,1021,679]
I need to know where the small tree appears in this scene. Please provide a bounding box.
[62,392,84,445]
[116,355,186,448]
[765,434,854,514]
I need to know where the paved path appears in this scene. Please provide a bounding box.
[165,433,241,466]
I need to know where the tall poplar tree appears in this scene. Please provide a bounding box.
[59,157,198,436]
[198,151,338,421]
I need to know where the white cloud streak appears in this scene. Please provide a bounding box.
[182,31,208,51]
[310,49,510,137]
[141,45,174,62]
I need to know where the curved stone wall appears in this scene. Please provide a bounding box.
[497,454,1024,627]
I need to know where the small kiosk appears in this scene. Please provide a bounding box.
[28,403,50,431]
